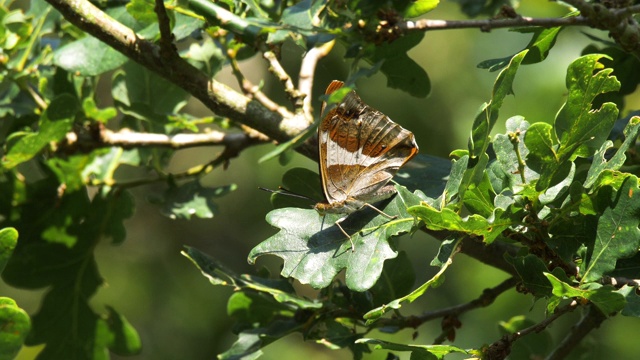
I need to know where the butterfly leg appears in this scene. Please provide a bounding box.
[362,203,397,220]
[334,216,355,251]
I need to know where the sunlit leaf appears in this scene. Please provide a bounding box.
[2,94,78,169]
[545,273,625,314]
[585,116,640,188]
[0,228,18,274]
[249,186,422,291]
[0,297,31,360]
[582,176,640,283]
[356,338,467,359]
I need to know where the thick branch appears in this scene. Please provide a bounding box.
[67,128,267,150]
[46,0,313,155]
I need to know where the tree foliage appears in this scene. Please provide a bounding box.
[2,0,640,359]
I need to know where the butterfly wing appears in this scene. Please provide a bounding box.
[318,82,418,207]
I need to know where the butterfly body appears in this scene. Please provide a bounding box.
[315,81,418,245]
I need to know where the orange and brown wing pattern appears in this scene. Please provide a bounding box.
[317,80,418,209]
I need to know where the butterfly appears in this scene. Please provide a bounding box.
[314,80,419,250]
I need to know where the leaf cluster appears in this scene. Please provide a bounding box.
[3,0,640,359]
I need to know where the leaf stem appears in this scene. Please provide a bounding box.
[509,130,527,184]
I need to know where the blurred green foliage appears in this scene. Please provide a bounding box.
[2,0,640,359]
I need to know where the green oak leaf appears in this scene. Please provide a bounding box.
[585,116,640,188]
[545,273,625,315]
[617,285,640,317]
[248,185,422,291]
[529,54,620,191]
[555,55,620,160]
[2,94,78,169]
[492,116,538,192]
[469,50,527,160]
[126,0,156,26]
[479,26,563,71]
[148,181,236,220]
[356,338,467,359]
[112,61,189,117]
[505,254,552,297]
[183,246,320,309]
[408,202,512,244]
[463,171,496,218]
[370,32,430,98]
[2,187,138,357]
[54,36,128,76]
[0,228,18,274]
[0,297,31,360]
[582,176,640,283]
[402,0,440,17]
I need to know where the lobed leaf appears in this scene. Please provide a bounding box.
[530,54,620,191]
[2,94,78,169]
[479,26,563,71]
[183,246,321,309]
[469,50,527,160]
[402,0,440,18]
[555,55,620,160]
[249,185,422,291]
[0,297,31,360]
[585,116,640,188]
[148,181,236,220]
[369,32,430,98]
[618,285,640,317]
[582,176,640,283]
[1,186,138,357]
[0,228,18,274]
[545,273,625,315]
[505,254,552,297]
[408,202,512,244]
[356,337,467,359]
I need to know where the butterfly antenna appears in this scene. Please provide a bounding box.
[258,186,317,202]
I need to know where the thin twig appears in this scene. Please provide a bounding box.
[424,277,517,322]
[154,0,175,57]
[399,16,590,33]
[227,49,292,118]
[545,306,606,360]
[372,277,516,333]
[262,49,306,111]
[299,40,335,124]
[262,49,296,94]
[485,301,580,360]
